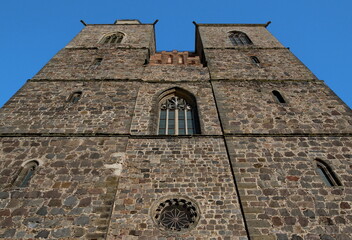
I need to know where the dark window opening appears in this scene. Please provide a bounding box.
[91,58,103,69]
[229,31,253,46]
[14,161,39,188]
[101,32,124,44]
[316,159,342,187]
[68,91,82,104]
[251,56,260,64]
[272,90,286,103]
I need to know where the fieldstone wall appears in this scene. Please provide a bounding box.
[66,24,155,50]
[107,137,248,240]
[142,65,209,81]
[212,80,352,134]
[226,136,352,240]
[129,82,222,135]
[32,48,148,80]
[205,49,316,80]
[0,137,128,239]
[0,81,139,134]
[198,25,284,49]
[0,21,351,240]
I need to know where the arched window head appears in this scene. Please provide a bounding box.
[13,161,39,188]
[101,32,124,44]
[229,31,253,46]
[272,90,286,104]
[68,91,82,104]
[158,88,200,135]
[315,159,341,187]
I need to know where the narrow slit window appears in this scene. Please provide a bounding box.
[251,56,260,64]
[316,159,341,187]
[91,58,103,69]
[272,90,286,103]
[68,91,82,104]
[14,161,39,188]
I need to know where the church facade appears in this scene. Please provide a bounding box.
[0,20,351,240]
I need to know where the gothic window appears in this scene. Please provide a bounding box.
[158,89,200,135]
[272,90,286,103]
[315,159,341,187]
[68,91,82,103]
[13,161,39,188]
[229,31,253,46]
[100,32,124,44]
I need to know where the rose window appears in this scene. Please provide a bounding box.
[154,198,199,231]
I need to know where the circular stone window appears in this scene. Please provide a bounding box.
[151,197,200,232]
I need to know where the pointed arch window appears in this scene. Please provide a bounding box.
[100,32,124,44]
[158,89,200,135]
[229,31,253,46]
[272,90,286,103]
[13,161,39,188]
[315,159,341,187]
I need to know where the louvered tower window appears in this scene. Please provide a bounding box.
[229,31,253,46]
[101,32,124,44]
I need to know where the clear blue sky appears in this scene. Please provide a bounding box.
[0,0,351,108]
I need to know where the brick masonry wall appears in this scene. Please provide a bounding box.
[212,80,352,134]
[226,136,352,240]
[0,137,128,239]
[107,137,248,240]
[142,65,209,81]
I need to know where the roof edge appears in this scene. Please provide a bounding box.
[196,22,270,27]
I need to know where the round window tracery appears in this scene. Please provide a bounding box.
[153,198,200,232]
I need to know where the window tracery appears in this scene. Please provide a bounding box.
[153,198,200,232]
[100,32,124,44]
[158,96,196,135]
[229,31,253,46]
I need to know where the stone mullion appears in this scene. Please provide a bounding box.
[185,108,188,135]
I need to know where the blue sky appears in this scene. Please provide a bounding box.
[0,0,351,108]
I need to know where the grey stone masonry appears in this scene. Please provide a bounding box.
[0,20,351,240]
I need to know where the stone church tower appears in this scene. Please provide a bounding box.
[0,19,351,240]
